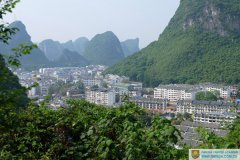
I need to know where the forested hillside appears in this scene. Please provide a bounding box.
[105,0,240,86]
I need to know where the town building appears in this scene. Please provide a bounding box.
[111,82,143,98]
[86,89,116,106]
[175,121,229,147]
[176,100,233,114]
[193,112,237,124]
[203,84,231,99]
[154,84,197,101]
[82,78,102,87]
[131,97,168,112]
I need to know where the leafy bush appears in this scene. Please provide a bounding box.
[0,100,188,159]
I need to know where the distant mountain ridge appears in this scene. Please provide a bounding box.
[0,21,140,69]
[0,21,49,69]
[55,49,89,67]
[39,37,89,62]
[83,31,125,66]
[39,39,63,61]
[40,32,140,66]
[105,0,240,86]
[121,38,140,57]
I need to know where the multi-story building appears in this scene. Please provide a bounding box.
[86,89,116,106]
[203,84,231,99]
[111,82,143,98]
[175,121,230,146]
[176,100,233,114]
[154,84,197,101]
[82,78,102,87]
[177,100,237,124]
[193,112,237,124]
[104,74,129,85]
[131,97,168,111]
[40,86,49,96]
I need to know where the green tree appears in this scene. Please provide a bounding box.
[0,100,188,159]
[236,85,240,99]
[90,84,99,91]
[0,0,37,109]
[195,91,218,101]
[75,80,85,94]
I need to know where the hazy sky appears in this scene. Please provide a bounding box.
[4,0,180,48]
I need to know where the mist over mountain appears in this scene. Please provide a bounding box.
[0,21,49,69]
[84,31,125,66]
[105,0,240,86]
[1,21,140,69]
[54,49,89,67]
[74,37,89,55]
[39,39,63,61]
[121,38,140,57]
[39,37,89,61]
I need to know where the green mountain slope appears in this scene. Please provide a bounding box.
[105,0,240,86]
[84,31,125,66]
[55,49,89,67]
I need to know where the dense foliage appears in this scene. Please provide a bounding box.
[195,119,240,149]
[105,0,240,87]
[0,100,188,159]
[195,91,218,101]
[0,0,29,108]
[48,80,85,96]
[0,54,28,108]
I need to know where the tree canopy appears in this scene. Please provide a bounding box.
[195,91,218,101]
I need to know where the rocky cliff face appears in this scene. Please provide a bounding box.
[182,0,240,36]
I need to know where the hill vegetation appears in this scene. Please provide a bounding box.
[1,1,240,159]
[105,0,240,86]
[54,49,89,67]
[84,31,125,66]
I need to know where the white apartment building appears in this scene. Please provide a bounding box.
[193,112,237,124]
[154,84,196,101]
[176,100,233,114]
[204,85,231,99]
[40,86,48,96]
[82,78,102,87]
[86,89,116,106]
[132,98,168,111]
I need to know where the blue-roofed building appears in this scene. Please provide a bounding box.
[236,99,240,105]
